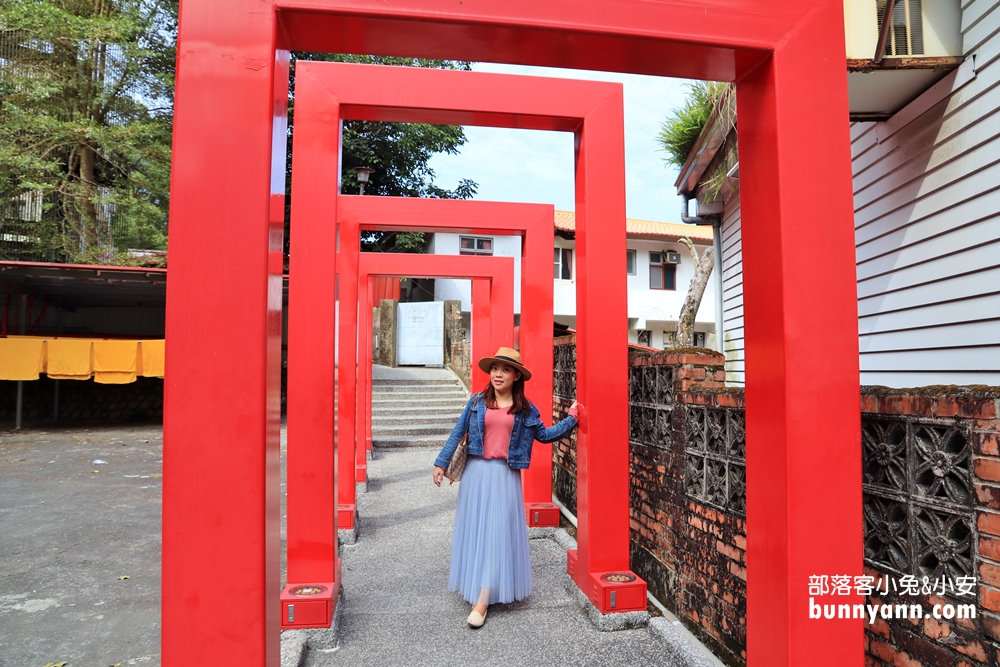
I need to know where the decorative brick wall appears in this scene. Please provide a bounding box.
[552,336,578,515]
[0,376,164,424]
[861,386,1000,667]
[550,335,1000,667]
[628,349,746,666]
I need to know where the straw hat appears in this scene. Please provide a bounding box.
[478,347,532,382]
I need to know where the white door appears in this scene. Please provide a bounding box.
[396,301,444,366]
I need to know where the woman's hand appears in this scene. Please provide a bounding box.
[433,466,446,487]
[569,400,580,411]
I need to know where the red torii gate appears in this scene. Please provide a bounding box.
[282,252,514,628]
[356,252,515,429]
[354,268,507,466]
[288,62,641,615]
[349,254,515,524]
[336,194,556,519]
[163,2,862,665]
[355,270,503,440]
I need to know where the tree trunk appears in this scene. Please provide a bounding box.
[79,142,99,250]
[674,237,714,348]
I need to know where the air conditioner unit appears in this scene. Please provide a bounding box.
[665,251,681,264]
[844,0,960,60]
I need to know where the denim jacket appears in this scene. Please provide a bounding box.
[433,392,577,470]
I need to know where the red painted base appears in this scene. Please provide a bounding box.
[355,464,367,483]
[524,502,560,527]
[279,561,341,629]
[337,504,356,530]
[588,571,647,614]
[566,550,647,614]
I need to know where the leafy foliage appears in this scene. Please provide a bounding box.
[0,0,177,263]
[287,54,478,255]
[657,81,729,167]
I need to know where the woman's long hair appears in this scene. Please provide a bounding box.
[481,374,528,415]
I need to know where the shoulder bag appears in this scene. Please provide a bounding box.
[445,393,479,484]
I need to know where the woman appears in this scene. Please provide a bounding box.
[432,347,579,628]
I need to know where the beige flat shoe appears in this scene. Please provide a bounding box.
[467,608,487,628]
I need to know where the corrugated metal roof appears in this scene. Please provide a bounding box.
[553,210,713,242]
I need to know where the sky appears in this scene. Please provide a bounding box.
[426,63,693,223]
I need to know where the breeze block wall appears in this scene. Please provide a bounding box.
[551,335,1000,667]
[628,348,746,666]
[860,386,1000,667]
[552,335,578,516]
[551,336,745,665]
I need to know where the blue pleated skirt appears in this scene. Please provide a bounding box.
[449,456,533,605]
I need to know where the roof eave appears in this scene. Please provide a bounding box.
[673,94,735,196]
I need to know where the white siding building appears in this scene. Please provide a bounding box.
[431,211,717,350]
[681,0,1000,387]
[850,57,1000,386]
[427,232,523,309]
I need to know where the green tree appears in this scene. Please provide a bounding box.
[287,54,478,255]
[0,0,177,264]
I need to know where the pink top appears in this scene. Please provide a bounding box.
[482,407,515,460]
[481,404,579,461]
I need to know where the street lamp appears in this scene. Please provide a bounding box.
[352,166,375,195]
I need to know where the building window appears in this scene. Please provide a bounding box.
[626,249,636,275]
[554,247,573,280]
[460,236,493,255]
[649,252,676,290]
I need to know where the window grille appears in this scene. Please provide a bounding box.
[553,343,577,399]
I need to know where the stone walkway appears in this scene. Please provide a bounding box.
[299,445,722,667]
[0,367,726,667]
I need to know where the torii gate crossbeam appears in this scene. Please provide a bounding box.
[163,2,862,665]
[337,195,556,519]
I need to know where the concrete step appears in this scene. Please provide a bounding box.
[372,396,470,408]
[373,434,448,449]
[371,407,464,420]
[372,378,457,386]
[372,422,456,437]
[369,367,467,448]
[372,384,466,395]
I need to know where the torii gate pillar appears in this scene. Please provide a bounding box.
[163,2,862,666]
